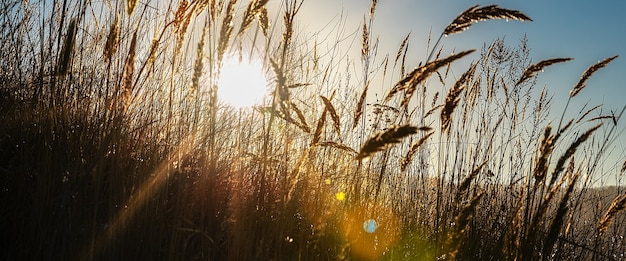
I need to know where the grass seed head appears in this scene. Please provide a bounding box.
[56,18,77,76]
[400,131,434,171]
[516,58,573,86]
[571,55,618,97]
[598,194,626,236]
[444,5,532,36]
[103,16,120,62]
[356,125,420,161]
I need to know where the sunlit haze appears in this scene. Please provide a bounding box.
[217,55,268,108]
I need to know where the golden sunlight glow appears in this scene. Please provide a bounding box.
[335,191,346,201]
[340,205,402,260]
[217,55,268,108]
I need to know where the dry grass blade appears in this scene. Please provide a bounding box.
[320,95,340,137]
[571,55,618,97]
[621,159,626,174]
[576,104,602,124]
[317,141,357,155]
[598,194,626,236]
[535,86,549,117]
[312,92,336,145]
[103,16,119,61]
[356,125,420,161]
[588,115,614,122]
[441,62,476,134]
[444,5,532,36]
[353,82,368,129]
[400,132,434,171]
[56,18,77,76]
[400,42,409,76]
[385,49,475,105]
[516,58,573,86]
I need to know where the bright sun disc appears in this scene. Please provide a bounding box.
[217,55,268,108]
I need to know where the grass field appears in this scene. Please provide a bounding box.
[1,0,625,260]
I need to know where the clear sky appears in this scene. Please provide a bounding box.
[284,0,626,185]
[293,0,625,111]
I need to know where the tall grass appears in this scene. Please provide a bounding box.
[1,0,625,260]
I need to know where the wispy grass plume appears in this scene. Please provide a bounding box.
[312,109,327,145]
[385,49,475,107]
[598,194,626,236]
[320,95,341,137]
[353,82,368,129]
[56,18,77,76]
[217,0,237,64]
[516,58,573,86]
[400,131,434,171]
[441,62,476,134]
[571,55,619,97]
[103,16,119,62]
[356,125,421,161]
[120,31,138,111]
[238,0,270,37]
[444,5,532,36]
[317,141,357,155]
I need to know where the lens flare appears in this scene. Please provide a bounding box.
[340,205,401,260]
[336,192,346,201]
[363,219,378,233]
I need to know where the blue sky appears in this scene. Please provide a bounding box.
[286,0,626,184]
[294,0,625,112]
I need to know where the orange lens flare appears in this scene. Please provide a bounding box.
[340,205,401,260]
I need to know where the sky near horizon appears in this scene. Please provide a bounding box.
[284,0,626,185]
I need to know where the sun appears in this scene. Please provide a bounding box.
[217,55,268,108]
